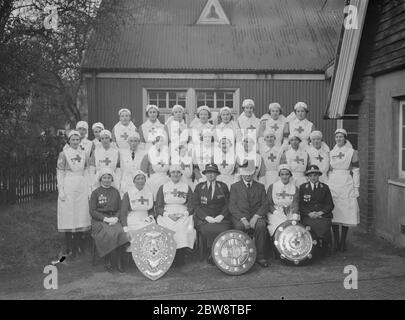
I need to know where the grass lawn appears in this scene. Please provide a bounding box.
[0,194,64,272]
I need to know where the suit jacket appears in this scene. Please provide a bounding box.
[192,181,230,226]
[299,182,334,218]
[229,180,268,221]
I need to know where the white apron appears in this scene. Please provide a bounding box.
[214,147,236,189]
[57,147,90,232]
[267,180,297,236]
[214,121,240,143]
[307,144,330,184]
[329,145,359,226]
[288,118,313,147]
[140,119,165,152]
[285,147,308,187]
[166,119,188,144]
[113,121,137,149]
[126,186,155,251]
[263,116,287,147]
[157,181,196,249]
[260,144,283,190]
[93,146,119,189]
[146,145,170,198]
[190,121,213,144]
[119,148,145,196]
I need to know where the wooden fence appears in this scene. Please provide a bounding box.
[0,156,57,205]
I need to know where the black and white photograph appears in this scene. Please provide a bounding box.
[0,0,404,304]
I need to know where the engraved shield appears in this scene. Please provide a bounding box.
[131,224,176,280]
[273,220,317,265]
[212,230,257,276]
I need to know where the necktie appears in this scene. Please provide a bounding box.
[247,183,251,189]
[208,183,213,201]
[132,151,135,160]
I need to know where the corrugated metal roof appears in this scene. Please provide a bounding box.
[82,0,344,72]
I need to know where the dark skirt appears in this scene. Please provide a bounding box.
[301,216,332,241]
[91,220,129,257]
[196,220,232,248]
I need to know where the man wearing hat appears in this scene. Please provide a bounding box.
[192,163,232,264]
[229,163,270,267]
[299,165,334,256]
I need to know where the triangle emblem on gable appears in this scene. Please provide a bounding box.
[197,0,230,25]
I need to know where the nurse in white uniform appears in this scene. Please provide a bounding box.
[281,134,309,187]
[259,103,288,148]
[91,122,104,151]
[214,137,237,189]
[57,130,91,258]
[214,106,240,144]
[139,104,165,152]
[328,129,360,252]
[307,131,330,184]
[286,102,315,148]
[89,129,121,191]
[156,165,195,267]
[190,105,214,145]
[259,130,284,190]
[119,132,145,197]
[112,108,137,150]
[120,170,155,252]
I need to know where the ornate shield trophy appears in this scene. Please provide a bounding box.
[212,230,256,276]
[273,220,317,265]
[131,224,176,280]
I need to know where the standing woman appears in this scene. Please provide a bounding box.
[89,130,121,191]
[156,165,196,267]
[192,130,215,184]
[91,122,104,150]
[172,142,194,190]
[190,106,214,145]
[90,168,128,272]
[215,106,240,144]
[281,135,309,187]
[76,121,93,159]
[328,129,360,251]
[237,99,261,131]
[259,103,288,148]
[214,137,237,189]
[139,104,165,152]
[259,130,284,190]
[307,131,330,184]
[285,102,315,148]
[165,105,189,144]
[120,170,155,252]
[119,132,145,197]
[112,108,137,150]
[57,130,91,258]
[140,132,170,199]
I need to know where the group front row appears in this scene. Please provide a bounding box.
[59,159,338,273]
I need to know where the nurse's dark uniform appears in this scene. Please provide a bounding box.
[192,180,232,251]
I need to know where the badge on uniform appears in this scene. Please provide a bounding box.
[303,194,311,202]
[201,196,208,204]
[98,194,108,205]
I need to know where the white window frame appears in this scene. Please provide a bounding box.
[143,87,240,123]
[399,101,405,179]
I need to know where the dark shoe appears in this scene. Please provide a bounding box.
[117,250,126,273]
[207,255,215,266]
[104,256,113,272]
[256,259,269,268]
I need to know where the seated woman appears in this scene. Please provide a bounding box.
[192,163,232,264]
[90,168,128,273]
[156,165,196,267]
[267,164,300,237]
[120,170,155,252]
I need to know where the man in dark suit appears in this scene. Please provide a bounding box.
[229,164,270,267]
[193,163,232,264]
[299,165,334,256]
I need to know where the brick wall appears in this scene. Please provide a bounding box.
[357,76,375,231]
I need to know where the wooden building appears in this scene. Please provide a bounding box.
[82,0,344,147]
[326,0,405,247]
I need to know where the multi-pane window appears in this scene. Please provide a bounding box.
[400,102,405,177]
[196,90,235,109]
[148,90,187,109]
